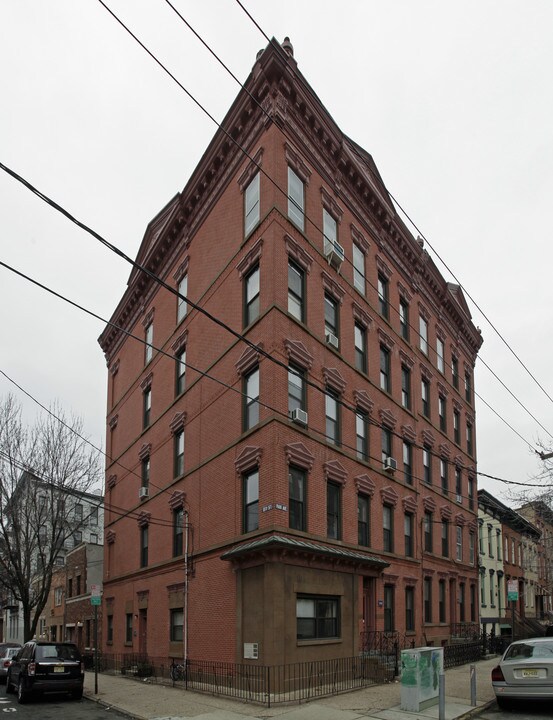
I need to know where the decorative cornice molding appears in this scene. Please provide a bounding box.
[106,531,116,545]
[379,408,397,430]
[453,455,464,468]
[439,443,451,459]
[421,429,435,448]
[397,282,413,303]
[168,490,186,510]
[323,460,347,486]
[108,415,118,430]
[353,389,374,415]
[352,301,372,329]
[321,270,345,303]
[234,445,262,474]
[237,147,264,191]
[436,325,446,342]
[376,255,392,280]
[284,142,312,183]
[137,511,151,528]
[283,339,313,370]
[284,441,315,470]
[403,495,418,514]
[423,495,437,512]
[420,363,433,381]
[419,302,431,321]
[235,343,263,376]
[323,366,346,395]
[138,443,151,461]
[170,411,186,434]
[284,234,313,272]
[171,329,188,355]
[351,223,369,253]
[109,359,120,376]
[142,307,155,328]
[236,237,264,279]
[399,350,415,369]
[140,372,153,391]
[440,505,453,520]
[355,474,375,496]
[437,381,449,398]
[380,485,399,507]
[320,186,343,221]
[107,474,117,490]
[455,513,467,527]
[173,256,190,283]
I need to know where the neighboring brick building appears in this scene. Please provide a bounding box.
[516,500,553,620]
[98,38,482,665]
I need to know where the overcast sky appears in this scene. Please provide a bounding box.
[1,1,552,506]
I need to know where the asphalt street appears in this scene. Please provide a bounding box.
[0,692,128,720]
[480,700,553,720]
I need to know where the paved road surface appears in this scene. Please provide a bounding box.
[0,691,128,720]
[480,700,553,720]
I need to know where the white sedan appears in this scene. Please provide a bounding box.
[492,637,553,709]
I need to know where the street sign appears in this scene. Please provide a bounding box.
[91,583,102,605]
[91,595,101,606]
[507,579,518,601]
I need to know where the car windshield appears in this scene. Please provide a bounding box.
[504,642,553,660]
[36,645,80,661]
[6,649,19,659]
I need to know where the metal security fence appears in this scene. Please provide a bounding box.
[96,653,395,706]
[443,641,483,669]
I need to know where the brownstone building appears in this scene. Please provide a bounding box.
[99,38,482,665]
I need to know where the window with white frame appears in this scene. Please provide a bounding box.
[177,274,188,322]
[353,243,365,294]
[288,167,305,230]
[419,316,428,354]
[437,338,444,373]
[244,173,260,237]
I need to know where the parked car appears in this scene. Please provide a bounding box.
[491,637,553,709]
[0,644,22,682]
[6,641,84,703]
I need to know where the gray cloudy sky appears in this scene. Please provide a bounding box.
[1,1,552,505]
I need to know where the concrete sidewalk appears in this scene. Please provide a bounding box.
[84,656,499,720]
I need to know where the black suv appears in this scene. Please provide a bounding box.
[6,641,84,703]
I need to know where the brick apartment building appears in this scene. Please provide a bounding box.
[98,38,482,666]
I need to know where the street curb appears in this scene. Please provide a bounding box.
[455,699,496,720]
[84,691,148,720]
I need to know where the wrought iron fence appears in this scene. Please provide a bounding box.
[96,653,395,706]
[443,641,482,669]
[450,622,480,640]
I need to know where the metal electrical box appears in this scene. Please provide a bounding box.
[400,646,444,712]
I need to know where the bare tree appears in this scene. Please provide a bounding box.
[0,394,102,641]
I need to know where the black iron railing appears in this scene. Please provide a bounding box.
[450,622,480,640]
[443,641,482,669]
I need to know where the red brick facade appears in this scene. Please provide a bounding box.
[99,39,482,665]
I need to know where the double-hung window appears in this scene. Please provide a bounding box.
[453,409,460,444]
[378,274,389,320]
[423,447,432,484]
[243,366,260,431]
[399,299,409,340]
[297,596,339,640]
[442,521,449,557]
[403,441,413,485]
[243,469,259,533]
[384,585,395,631]
[173,508,183,557]
[140,525,148,568]
[440,458,448,495]
[404,513,414,557]
[465,371,472,404]
[141,456,150,490]
[419,316,428,355]
[325,390,340,445]
[401,366,411,409]
[380,346,390,392]
[327,483,341,540]
[354,323,367,373]
[439,580,446,623]
[323,209,338,250]
[466,423,473,456]
[244,172,260,237]
[289,466,306,531]
[438,395,446,431]
[143,386,151,428]
[405,586,415,631]
[288,365,306,415]
[177,274,188,323]
[145,323,153,364]
[244,265,260,326]
[174,429,185,478]
[455,466,462,503]
[288,260,305,322]
[358,494,370,546]
[383,504,394,552]
[437,338,445,373]
[356,411,368,461]
[381,427,392,465]
[456,526,463,561]
[421,379,430,417]
[452,356,459,389]
[424,578,432,623]
[288,167,305,230]
[324,293,339,346]
[353,243,365,294]
[176,348,186,396]
[170,609,184,643]
[424,512,433,552]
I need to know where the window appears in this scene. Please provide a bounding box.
[353,243,365,294]
[55,587,63,606]
[140,525,149,567]
[511,538,515,563]
[173,507,183,557]
[453,409,460,444]
[177,274,188,323]
[297,595,339,640]
[380,346,390,392]
[289,466,306,531]
[456,525,463,561]
[442,521,449,557]
[244,265,260,326]
[421,379,430,418]
[497,577,502,614]
[424,578,432,623]
[176,348,186,396]
[466,423,473,456]
[384,585,395,631]
[404,513,414,557]
[381,427,392,465]
[107,615,113,644]
[403,441,413,485]
[288,167,304,230]
[170,609,184,643]
[479,522,484,554]
[143,386,151,428]
[174,429,185,477]
[459,582,466,622]
[489,570,495,606]
[419,316,428,354]
[244,172,260,237]
[90,533,98,544]
[488,525,493,557]
[437,338,445,373]
[74,503,83,522]
[480,571,486,606]
[378,274,389,320]
[125,613,133,643]
[243,469,259,533]
[327,483,341,539]
[356,411,368,461]
[324,293,339,344]
[141,456,150,489]
[469,531,475,565]
[405,587,415,631]
[76,575,81,595]
[399,299,409,340]
[440,459,448,495]
[145,323,153,364]
[468,477,474,510]
[401,366,411,409]
[383,504,394,552]
[354,323,367,373]
[323,208,338,248]
[288,365,306,414]
[243,367,260,431]
[465,371,472,404]
[288,261,305,322]
[439,580,446,623]
[73,531,82,547]
[438,395,446,431]
[358,495,370,547]
[497,530,502,560]
[424,512,433,553]
[89,506,98,525]
[452,356,459,389]
[325,391,340,446]
[455,466,462,504]
[470,585,477,622]
[423,447,432,484]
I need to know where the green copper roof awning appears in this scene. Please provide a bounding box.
[221,533,390,568]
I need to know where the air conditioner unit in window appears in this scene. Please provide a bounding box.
[291,408,308,427]
[325,332,339,350]
[324,239,345,271]
[139,486,149,500]
[383,457,397,473]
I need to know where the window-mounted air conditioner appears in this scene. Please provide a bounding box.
[325,332,339,350]
[291,408,308,427]
[383,457,397,473]
[324,239,345,271]
[139,486,149,500]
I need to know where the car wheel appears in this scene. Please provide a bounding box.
[496,696,511,710]
[17,678,28,704]
[72,688,83,701]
